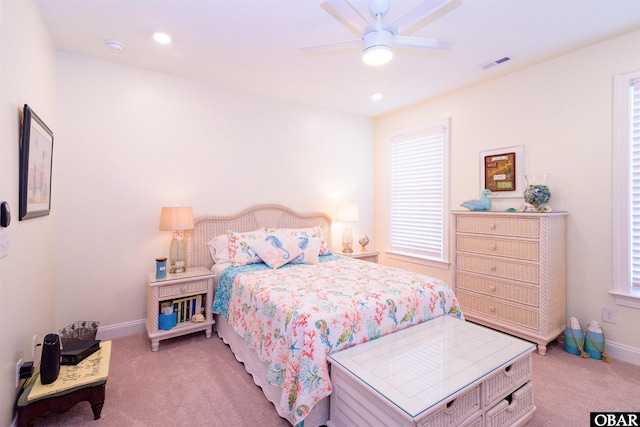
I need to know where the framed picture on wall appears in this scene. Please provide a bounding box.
[19,104,54,220]
[479,145,524,198]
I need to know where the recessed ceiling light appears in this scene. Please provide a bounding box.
[153,32,172,44]
[105,39,124,52]
[371,93,383,100]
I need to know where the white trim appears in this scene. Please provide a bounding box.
[385,250,450,270]
[605,339,640,366]
[612,69,640,306]
[610,290,640,309]
[95,318,146,341]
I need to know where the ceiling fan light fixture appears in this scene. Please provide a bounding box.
[362,30,394,66]
[363,45,393,66]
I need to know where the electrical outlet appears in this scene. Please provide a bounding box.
[32,334,38,358]
[602,307,617,324]
[15,358,22,388]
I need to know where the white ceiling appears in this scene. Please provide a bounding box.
[35,0,640,117]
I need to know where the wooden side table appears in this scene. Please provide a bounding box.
[17,341,111,426]
[336,251,379,263]
[146,266,215,351]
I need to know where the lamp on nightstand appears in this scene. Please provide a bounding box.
[159,206,194,274]
[337,203,359,254]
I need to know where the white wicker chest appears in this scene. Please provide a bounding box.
[451,211,567,355]
[327,316,536,427]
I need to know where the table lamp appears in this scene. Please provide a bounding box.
[337,203,359,254]
[159,206,194,274]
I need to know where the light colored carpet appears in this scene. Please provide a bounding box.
[26,330,640,426]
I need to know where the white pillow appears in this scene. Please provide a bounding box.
[207,234,230,264]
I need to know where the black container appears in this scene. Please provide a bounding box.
[40,334,60,384]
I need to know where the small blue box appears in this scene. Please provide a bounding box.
[159,312,177,330]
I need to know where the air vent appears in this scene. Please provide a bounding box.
[480,56,511,70]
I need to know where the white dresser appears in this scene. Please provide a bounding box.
[451,211,567,355]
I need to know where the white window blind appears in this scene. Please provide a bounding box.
[390,122,448,261]
[631,77,640,287]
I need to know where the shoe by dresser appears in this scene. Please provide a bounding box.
[451,211,567,355]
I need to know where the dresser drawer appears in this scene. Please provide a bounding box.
[457,290,539,330]
[456,272,539,307]
[483,354,532,407]
[455,216,539,238]
[418,384,481,427]
[158,279,208,298]
[485,382,535,427]
[456,253,539,284]
[456,235,539,261]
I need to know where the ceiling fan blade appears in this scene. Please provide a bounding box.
[321,0,373,38]
[386,0,452,34]
[393,35,455,50]
[300,39,362,53]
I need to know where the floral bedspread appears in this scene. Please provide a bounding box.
[212,255,462,425]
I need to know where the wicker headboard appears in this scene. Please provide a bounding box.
[185,203,332,270]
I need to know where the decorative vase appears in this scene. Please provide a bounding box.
[521,174,552,212]
[358,235,369,253]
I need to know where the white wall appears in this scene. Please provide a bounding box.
[54,53,374,331]
[0,1,57,425]
[374,30,640,360]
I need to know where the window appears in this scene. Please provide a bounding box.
[612,70,640,307]
[388,119,450,265]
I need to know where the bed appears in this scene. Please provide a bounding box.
[185,204,462,426]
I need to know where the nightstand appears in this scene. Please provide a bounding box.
[146,266,215,351]
[336,251,379,263]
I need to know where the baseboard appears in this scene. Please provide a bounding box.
[606,339,640,365]
[95,319,146,341]
[94,319,640,365]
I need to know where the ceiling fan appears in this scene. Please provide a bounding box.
[302,0,457,65]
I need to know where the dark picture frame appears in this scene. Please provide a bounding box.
[19,104,54,220]
[479,145,524,198]
[484,151,516,192]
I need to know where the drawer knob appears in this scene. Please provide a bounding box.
[489,244,496,250]
[180,286,187,292]
[489,265,496,271]
[489,285,496,292]
[489,223,496,229]
[489,306,496,312]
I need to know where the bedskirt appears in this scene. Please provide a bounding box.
[215,314,329,426]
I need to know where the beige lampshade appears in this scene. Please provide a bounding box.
[337,204,359,223]
[159,206,194,231]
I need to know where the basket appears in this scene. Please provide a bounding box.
[59,321,99,346]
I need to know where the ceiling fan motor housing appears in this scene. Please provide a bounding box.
[364,29,394,51]
[369,0,390,18]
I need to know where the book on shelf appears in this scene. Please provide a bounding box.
[162,293,206,326]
